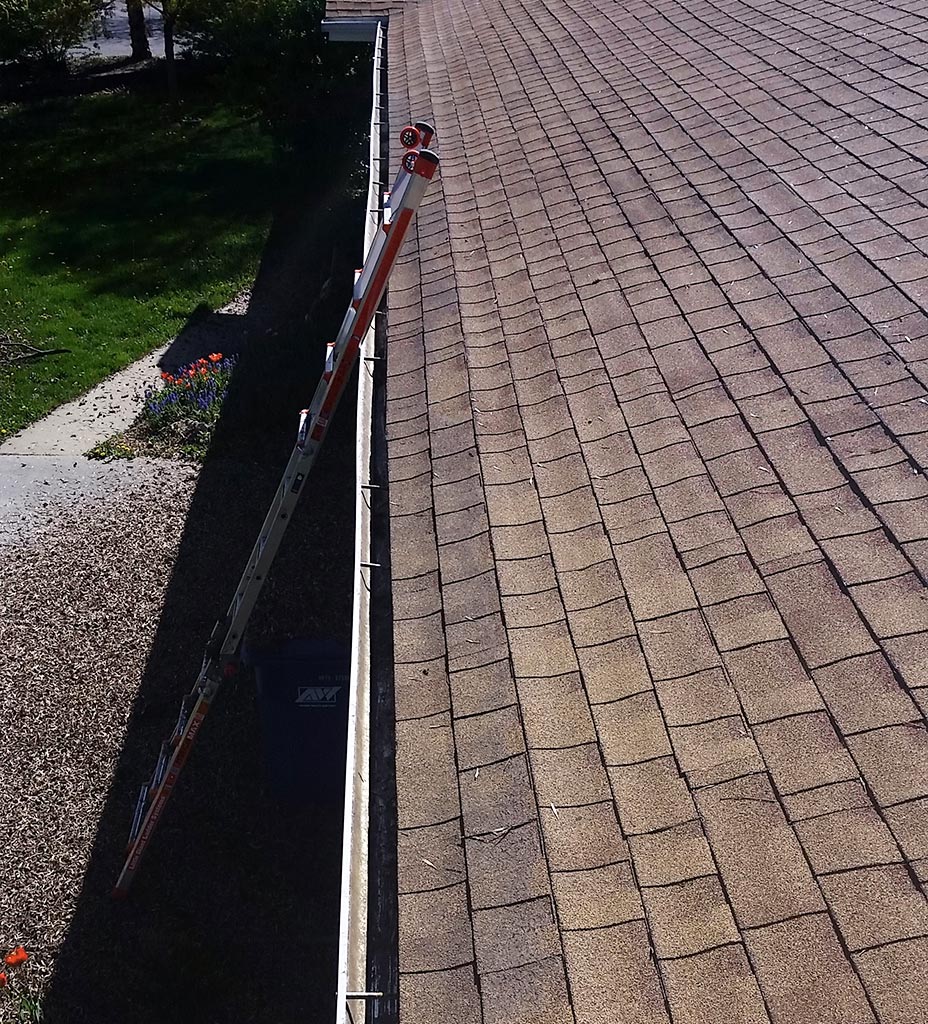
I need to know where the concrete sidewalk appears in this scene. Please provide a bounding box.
[0,292,249,544]
[0,344,176,546]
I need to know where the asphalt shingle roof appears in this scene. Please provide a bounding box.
[325,0,395,18]
[328,0,928,1019]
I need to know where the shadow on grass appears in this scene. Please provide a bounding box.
[0,90,275,302]
[0,79,296,438]
[41,101,369,1024]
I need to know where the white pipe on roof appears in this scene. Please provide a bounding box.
[335,19,384,1024]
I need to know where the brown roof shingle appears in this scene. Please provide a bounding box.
[373,0,928,1019]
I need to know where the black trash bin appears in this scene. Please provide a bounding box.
[243,637,351,806]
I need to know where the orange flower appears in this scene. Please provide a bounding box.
[199,367,208,376]
[208,352,222,363]
[4,947,27,967]
[197,358,208,367]
[0,972,7,987]
[188,369,196,378]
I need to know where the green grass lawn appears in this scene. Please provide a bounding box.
[0,86,277,439]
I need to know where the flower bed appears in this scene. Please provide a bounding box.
[89,353,237,462]
[0,946,40,1022]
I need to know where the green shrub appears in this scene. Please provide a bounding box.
[0,0,105,65]
[176,0,364,134]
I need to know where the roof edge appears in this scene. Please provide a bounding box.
[322,16,385,42]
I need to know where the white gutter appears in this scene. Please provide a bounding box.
[336,20,384,1024]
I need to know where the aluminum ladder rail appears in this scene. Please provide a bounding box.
[114,141,439,897]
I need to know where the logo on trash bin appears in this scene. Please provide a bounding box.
[296,686,341,707]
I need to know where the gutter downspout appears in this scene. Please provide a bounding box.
[336,20,385,1024]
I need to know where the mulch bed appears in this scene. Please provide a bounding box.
[0,146,364,1021]
[0,462,197,1015]
[0,429,356,1024]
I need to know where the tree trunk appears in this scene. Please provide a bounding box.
[127,0,151,61]
[163,13,178,102]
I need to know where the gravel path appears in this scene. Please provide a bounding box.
[0,443,354,1023]
[0,460,197,1011]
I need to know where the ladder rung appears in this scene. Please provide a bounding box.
[128,784,149,848]
[150,742,170,790]
[170,695,194,745]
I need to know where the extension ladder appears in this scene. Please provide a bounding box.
[114,127,438,897]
